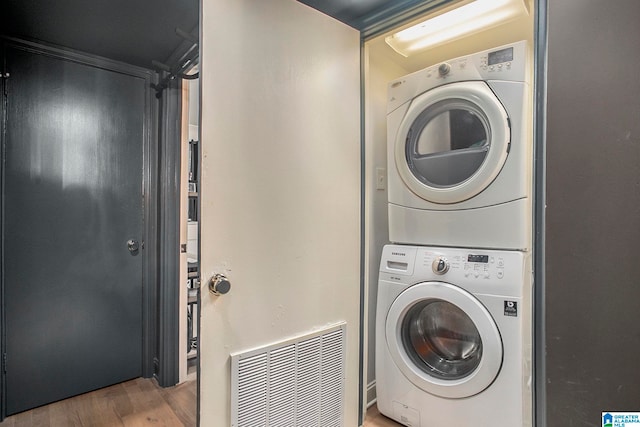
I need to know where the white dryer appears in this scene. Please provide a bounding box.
[387,41,531,250]
[375,244,532,427]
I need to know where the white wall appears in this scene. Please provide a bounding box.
[200,0,361,425]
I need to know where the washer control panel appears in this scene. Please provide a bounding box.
[380,245,527,297]
[421,250,507,281]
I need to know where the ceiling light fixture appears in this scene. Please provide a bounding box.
[385,0,529,57]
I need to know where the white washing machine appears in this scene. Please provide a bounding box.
[387,41,531,250]
[375,244,532,427]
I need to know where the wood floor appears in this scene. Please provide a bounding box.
[0,377,399,427]
[364,405,404,427]
[0,377,196,427]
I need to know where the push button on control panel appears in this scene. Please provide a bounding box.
[459,253,506,281]
[437,252,509,281]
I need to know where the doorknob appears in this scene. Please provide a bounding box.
[209,274,231,295]
[127,239,140,254]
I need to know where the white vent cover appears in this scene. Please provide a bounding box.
[231,323,346,427]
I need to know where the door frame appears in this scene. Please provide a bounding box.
[155,74,183,387]
[532,0,548,426]
[0,37,161,418]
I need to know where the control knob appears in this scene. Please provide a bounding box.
[438,63,451,76]
[432,256,450,275]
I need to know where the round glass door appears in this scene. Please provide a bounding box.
[406,99,490,188]
[394,81,510,204]
[385,282,502,398]
[402,299,483,380]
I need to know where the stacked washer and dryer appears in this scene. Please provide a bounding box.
[376,41,533,427]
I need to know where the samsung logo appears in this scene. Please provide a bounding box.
[391,252,406,256]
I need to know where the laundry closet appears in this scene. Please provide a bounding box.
[362,2,535,425]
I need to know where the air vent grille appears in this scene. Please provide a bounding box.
[231,323,346,427]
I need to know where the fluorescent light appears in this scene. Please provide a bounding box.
[385,0,528,57]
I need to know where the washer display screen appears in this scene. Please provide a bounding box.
[467,254,489,263]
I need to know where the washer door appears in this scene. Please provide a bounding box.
[395,81,510,204]
[385,282,503,398]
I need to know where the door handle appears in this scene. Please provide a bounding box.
[209,274,231,295]
[127,239,140,254]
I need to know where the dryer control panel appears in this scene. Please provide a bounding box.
[386,40,528,114]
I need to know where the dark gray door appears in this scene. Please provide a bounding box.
[3,46,144,415]
[542,1,640,425]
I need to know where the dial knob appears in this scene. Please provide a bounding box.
[438,63,451,76]
[432,257,450,275]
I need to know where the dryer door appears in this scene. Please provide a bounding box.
[385,281,502,398]
[394,81,510,204]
